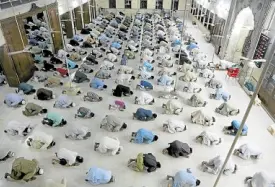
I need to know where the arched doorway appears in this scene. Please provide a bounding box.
[225,7,254,62]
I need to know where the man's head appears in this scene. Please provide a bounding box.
[152,113,157,118]
[59,158,68,166]
[37,168,44,175]
[190,148,193,153]
[41,109,48,114]
[103,85,107,89]
[75,65,79,68]
[90,112,95,118]
[66,54,70,58]
[150,76,154,79]
[76,156,84,163]
[122,123,127,129]
[61,119,67,125]
[130,91,133,95]
[153,135,158,142]
[99,97,103,101]
[20,100,26,105]
[156,162,161,168]
[131,76,135,80]
[196,179,201,186]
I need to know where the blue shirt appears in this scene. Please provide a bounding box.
[134,128,154,144]
[143,61,153,71]
[73,34,83,42]
[140,80,153,89]
[111,42,121,49]
[158,75,172,86]
[86,167,112,185]
[215,88,230,102]
[90,78,104,89]
[5,93,24,107]
[231,120,248,135]
[173,169,197,187]
[18,83,33,94]
[187,43,198,51]
[66,59,77,69]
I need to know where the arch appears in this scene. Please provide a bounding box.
[225,6,254,62]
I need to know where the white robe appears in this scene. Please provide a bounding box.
[163,119,186,133]
[5,121,31,136]
[128,44,138,52]
[57,49,68,59]
[199,68,214,78]
[135,92,154,105]
[237,144,262,160]
[56,148,78,166]
[98,136,122,156]
[66,126,89,140]
[205,156,235,175]
[66,44,75,52]
[163,100,183,115]
[183,82,201,93]
[250,172,275,187]
[115,74,133,84]
[142,55,154,63]
[118,66,133,74]
[197,131,220,146]
[101,60,114,70]
[140,70,152,79]
[144,48,153,56]
[26,131,53,149]
[107,53,117,62]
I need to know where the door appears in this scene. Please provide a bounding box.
[1,17,34,85]
[74,6,83,30]
[0,45,20,87]
[83,2,90,24]
[61,12,74,38]
[47,5,64,53]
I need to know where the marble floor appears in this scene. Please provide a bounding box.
[0,17,274,187]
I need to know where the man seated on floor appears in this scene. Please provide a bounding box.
[130,128,158,144]
[26,131,56,150]
[234,144,262,160]
[34,88,55,100]
[112,84,133,97]
[5,157,44,182]
[133,108,157,121]
[223,120,248,136]
[201,155,238,175]
[65,126,91,140]
[53,95,76,108]
[85,167,115,185]
[4,93,26,107]
[166,168,201,187]
[23,103,47,117]
[162,140,192,158]
[134,92,154,105]
[16,82,36,95]
[42,112,67,127]
[100,115,127,132]
[127,153,161,173]
[94,136,123,156]
[136,80,153,90]
[52,148,84,166]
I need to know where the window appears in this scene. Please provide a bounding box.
[171,0,179,10]
[125,0,131,9]
[155,0,163,9]
[109,0,116,8]
[140,0,147,9]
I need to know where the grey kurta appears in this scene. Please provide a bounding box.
[100,115,124,132]
[215,103,239,116]
[23,103,43,116]
[188,94,206,107]
[95,69,111,79]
